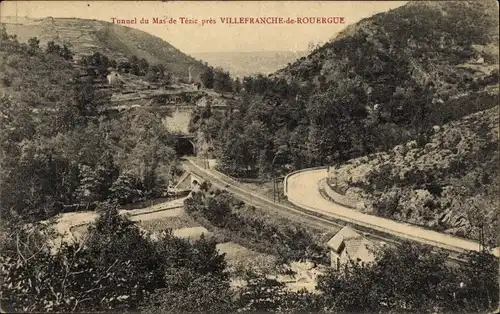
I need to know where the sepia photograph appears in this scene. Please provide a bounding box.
[0,0,498,313]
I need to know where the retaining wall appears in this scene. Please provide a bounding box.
[321,179,362,210]
[283,166,329,197]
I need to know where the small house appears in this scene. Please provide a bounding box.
[173,172,202,192]
[326,225,376,271]
[107,71,123,86]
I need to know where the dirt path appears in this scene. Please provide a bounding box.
[48,198,186,245]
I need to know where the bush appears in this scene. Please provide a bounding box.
[184,189,329,265]
[373,190,400,218]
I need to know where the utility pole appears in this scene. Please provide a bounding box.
[273,178,277,203]
[479,222,485,252]
[205,151,210,169]
[273,177,283,203]
[273,178,276,203]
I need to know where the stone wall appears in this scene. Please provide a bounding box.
[322,179,366,211]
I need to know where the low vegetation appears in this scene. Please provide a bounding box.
[2,205,497,313]
[1,205,232,313]
[137,211,200,233]
[184,186,329,265]
[1,16,208,78]
[1,2,499,312]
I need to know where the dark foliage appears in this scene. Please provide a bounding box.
[184,188,329,265]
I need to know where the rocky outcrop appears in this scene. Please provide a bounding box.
[327,107,499,245]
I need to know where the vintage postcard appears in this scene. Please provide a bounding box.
[0,0,498,313]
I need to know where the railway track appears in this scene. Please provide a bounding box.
[182,158,468,264]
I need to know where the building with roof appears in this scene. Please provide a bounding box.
[173,171,203,192]
[326,225,377,271]
[107,71,124,86]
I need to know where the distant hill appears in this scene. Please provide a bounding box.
[274,0,499,101]
[1,16,207,79]
[191,50,308,78]
[328,106,499,246]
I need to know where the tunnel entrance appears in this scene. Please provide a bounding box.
[176,137,196,156]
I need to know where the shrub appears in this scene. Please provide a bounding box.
[184,189,329,265]
[373,190,400,218]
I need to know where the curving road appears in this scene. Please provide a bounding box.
[286,169,483,253]
[184,159,493,258]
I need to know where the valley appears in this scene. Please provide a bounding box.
[191,50,308,77]
[1,1,499,313]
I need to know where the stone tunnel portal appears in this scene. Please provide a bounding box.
[176,137,196,156]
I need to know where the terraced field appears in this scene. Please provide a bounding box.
[2,16,206,78]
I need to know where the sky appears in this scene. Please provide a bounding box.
[0,1,407,53]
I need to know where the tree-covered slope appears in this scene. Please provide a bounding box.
[193,0,498,179]
[0,29,177,222]
[275,0,499,100]
[1,16,207,79]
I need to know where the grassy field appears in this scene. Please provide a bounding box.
[135,210,200,233]
[217,242,277,274]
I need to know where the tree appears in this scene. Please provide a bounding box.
[0,26,8,41]
[111,108,176,198]
[143,269,234,314]
[140,232,232,313]
[46,40,61,55]
[233,77,242,93]
[129,55,139,65]
[138,58,149,76]
[242,76,254,92]
[108,173,143,204]
[73,79,99,122]
[117,61,131,73]
[0,204,163,312]
[73,164,102,203]
[243,120,271,176]
[237,273,286,312]
[214,67,233,92]
[146,64,166,82]
[317,262,380,312]
[200,66,214,88]
[316,241,485,313]
[131,63,141,76]
[60,45,73,61]
[27,37,40,54]
[73,157,119,204]
[456,251,499,312]
[46,41,73,60]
